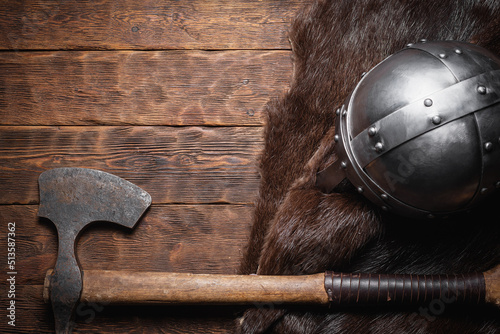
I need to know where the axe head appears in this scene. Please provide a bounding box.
[38,167,151,334]
[38,167,151,232]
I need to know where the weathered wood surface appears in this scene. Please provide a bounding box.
[0,0,301,332]
[0,204,253,332]
[1,0,303,50]
[0,126,263,205]
[0,205,253,284]
[0,51,292,126]
[77,271,327,305]
[2,285,241,333]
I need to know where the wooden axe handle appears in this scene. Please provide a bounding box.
[485,264,500,306]
[44,266,500,307]
[44,270,329,305]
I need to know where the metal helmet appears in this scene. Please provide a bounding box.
[316,40,500,219]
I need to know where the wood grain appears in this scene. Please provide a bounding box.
[76,270,327,305]
[0,50,292,126]
[1,0,305,50]
[0,1,299,332]
[0,204,253,286]
[1,285,239,333]
[484,264,500,306]
[1,204,252,332]
[0,126,263,204]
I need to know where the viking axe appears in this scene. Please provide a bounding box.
[38,168,500,333]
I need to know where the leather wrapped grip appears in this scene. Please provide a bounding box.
[324,272,485,305]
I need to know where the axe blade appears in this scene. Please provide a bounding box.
[38,167,151,333]
[38,167,151,231]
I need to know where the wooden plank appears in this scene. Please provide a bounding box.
[1,0,305,50]
[1,203,248,331]
[0,285,240,333]
[0,204,253,285]
[1,203,251,333]
[0,126,263,204]
[0,50,292,126]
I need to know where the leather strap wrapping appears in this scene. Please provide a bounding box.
[324,272,485,305]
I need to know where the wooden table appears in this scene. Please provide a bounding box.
[0,1,308,332]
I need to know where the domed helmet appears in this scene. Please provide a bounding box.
[316,40,500,219]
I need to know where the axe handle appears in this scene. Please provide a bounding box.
[44,270,329,305]
[44,267,500,307]
[485,265,500,306]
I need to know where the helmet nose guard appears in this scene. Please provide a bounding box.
[316,40,500,219]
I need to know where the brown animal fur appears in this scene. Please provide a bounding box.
[237,0,500,333]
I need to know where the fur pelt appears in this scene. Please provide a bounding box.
[237,0,500,333]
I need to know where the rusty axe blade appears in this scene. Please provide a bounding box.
[38,167,151,334]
